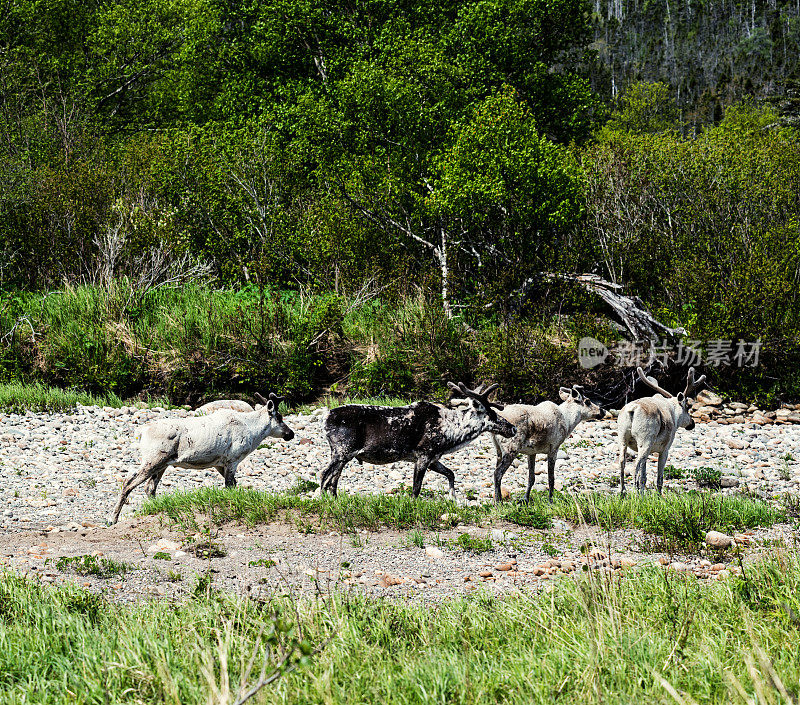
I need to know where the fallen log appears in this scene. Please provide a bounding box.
[537,273,686,342]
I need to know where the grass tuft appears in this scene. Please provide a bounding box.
[141,487,785,549]
[0,381,121,413]
[53,555,130,578]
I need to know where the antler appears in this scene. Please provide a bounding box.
[683,367,706,398]
[255,392,285,409]
[448,381,504,410]
[636,367,674,398]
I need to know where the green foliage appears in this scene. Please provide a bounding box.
[54,555,130,578]
[503,504,552,529]
[0,381,120,413]
[478,322,577,400]
[278,557,800,705]
[3,557,800,704]
[582,97,800,403]
[664,465,686,480]
[691,466,723,489]
[604,81,680,134]
[407,530,426,549]
[452,532,493,553]
[287,479,320,496]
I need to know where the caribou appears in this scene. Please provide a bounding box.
[320,382,516,500]
[112,393,294,523]
[617,367,706,494]
[492,385,604,503]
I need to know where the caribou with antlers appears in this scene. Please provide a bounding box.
[618,367,706,494]
[320,382,516,500]
[491,385,604,503]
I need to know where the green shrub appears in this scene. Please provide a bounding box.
[691,467,722,489]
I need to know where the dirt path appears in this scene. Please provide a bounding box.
[2,514,792,603]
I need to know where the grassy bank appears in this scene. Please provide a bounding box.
[2,282,796,408]
[2,555,799,704]
[141,487,786,550]
[0,282,586,405]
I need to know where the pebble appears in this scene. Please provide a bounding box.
[425,546,445,559]
[1,405,799,531]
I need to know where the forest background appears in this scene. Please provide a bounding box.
[1,0,799,407]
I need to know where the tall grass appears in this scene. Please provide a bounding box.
[0,572,315,704]
[2,554,799,704]
[275,555,800,705]
[0,381,121,412]
[0,282,587,405]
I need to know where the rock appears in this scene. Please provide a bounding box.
[500,487,511,501]
[147,539,181,553]
[491,529,507,542]
[705,531,734,549]
[495,563,513,571]
[425,546,444,559]
[196,400,254,415]
[697,390,723,406]
[720,476,740,488]
[733,533,752,546]
[726,438,747,450]
[478,571,493,578]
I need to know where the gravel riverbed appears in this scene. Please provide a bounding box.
[1,404,799,532]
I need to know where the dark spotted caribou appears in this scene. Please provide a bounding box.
[618,367,706,494]
[112,393,294,523]
[320,382,516,500]
[491,385,604,503]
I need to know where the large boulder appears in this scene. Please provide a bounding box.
[196,399,255,415]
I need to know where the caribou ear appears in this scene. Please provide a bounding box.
[447,381,462,394]
[266,399,275,414]
[559,387,572,402]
